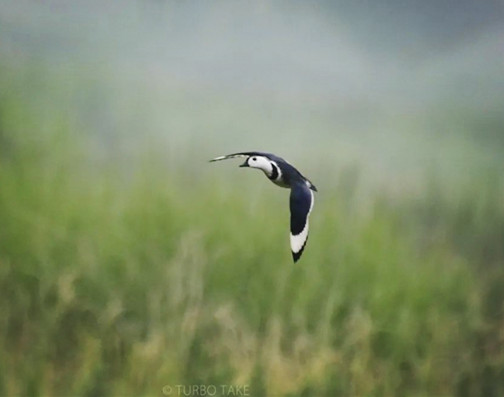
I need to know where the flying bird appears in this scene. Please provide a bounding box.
[210,151,317,262]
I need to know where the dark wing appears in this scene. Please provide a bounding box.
[209,151,272,162]
[289,181,314,262]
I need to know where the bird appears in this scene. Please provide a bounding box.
[210,151,317,262]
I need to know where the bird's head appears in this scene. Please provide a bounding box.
[240,155,272,173]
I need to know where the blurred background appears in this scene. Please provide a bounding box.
[1,1,503,396]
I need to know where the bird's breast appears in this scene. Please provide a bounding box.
[271,178,290,188]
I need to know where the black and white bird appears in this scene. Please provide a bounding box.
[210,151,317,262]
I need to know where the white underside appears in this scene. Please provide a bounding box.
[290,189,314,254]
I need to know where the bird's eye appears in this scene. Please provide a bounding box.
[251,157,257,161]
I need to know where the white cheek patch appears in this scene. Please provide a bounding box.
[255,157,272,174]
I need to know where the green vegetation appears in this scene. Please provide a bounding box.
[1,66,503,397]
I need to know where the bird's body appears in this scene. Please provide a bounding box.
[210,151,317,262]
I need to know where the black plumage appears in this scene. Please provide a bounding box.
[210,151,317,262]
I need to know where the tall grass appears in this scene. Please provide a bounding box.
[1,71,504,396]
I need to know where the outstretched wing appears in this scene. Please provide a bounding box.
[209,151,271,162]
[289,182,314,262]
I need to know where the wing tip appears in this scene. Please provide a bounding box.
[209,153,250,162]
[209,152,268,163]
[291,235,308,263]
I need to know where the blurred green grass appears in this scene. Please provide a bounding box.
[1,67,504,397]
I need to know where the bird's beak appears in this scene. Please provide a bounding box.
[239,161,249,167]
